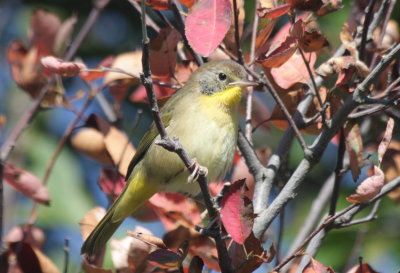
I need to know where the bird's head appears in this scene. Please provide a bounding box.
[189,60,257,109]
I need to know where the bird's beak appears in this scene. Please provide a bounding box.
[229,80,259,88]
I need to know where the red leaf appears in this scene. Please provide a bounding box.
[270,51,316,89]
[130,84,176,103]
[41,56,86,75]
[256,36,297,68]
[3,163,50,205]
[257,4,291,18]
[220,179,254,244]
[346,165,385,204]
[185,0,232,56]
[99,169,126,200]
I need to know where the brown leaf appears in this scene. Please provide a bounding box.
[378,118,395,165]
[104,51,142,87]
[223,0,245,56]
[254,18,277,58]
[79,207,106,241]
[340,23,357,58]
[188,256,204,273]
[9,242,61,273]
[7,41,47,98]
[232,233,268,273]
[127,231,167,249]
[110,234,149,271]
[381,141,400,202]
[299,27,329,52]
[257,4,291,19]
[344,122,364,182]
[302,257,335,273]
[3,163,50,205]
[374,20,400,51]
[4,225,45,249]
[82,257,115,273]
[71,115,136,176]
[53,14,77,56]
[163,225,191,250]
[347,165,384,203]
[29,9,62,57]
[257,36,297,68]
[285,0,323,11]
[147,249,181,269]
[149,28,181,78]
[71,128,114,166]
[189,235,219,272]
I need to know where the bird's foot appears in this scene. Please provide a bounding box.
[187,158,208,183]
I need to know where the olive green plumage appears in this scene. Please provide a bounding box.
[81,60,253,256]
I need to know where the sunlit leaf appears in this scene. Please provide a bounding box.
[220,179,255,244]
[3,163,50,205]
[185,0,232,56]
[347,165,385,203]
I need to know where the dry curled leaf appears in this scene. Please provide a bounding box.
[3,163,50,205]
[127,231,167,249]
[8,242,61,273]
[346,262,379,273]
[257,35,297,68]
[380,141,400,203]
[41,56,86,75]
[111,227,152,272]
[4,226,45,249]
[302,257,336,273]
[71,114,136,176]
[104,51,142,87]
[344,122,364,182]
[79,207,106,241]
[347,165,384,203]
[149,28,181,79]
[378,118,395,165]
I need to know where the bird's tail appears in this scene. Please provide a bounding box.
[81,173,158,256]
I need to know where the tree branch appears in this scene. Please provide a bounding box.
[253,43,400,239]
[138,1,231,271]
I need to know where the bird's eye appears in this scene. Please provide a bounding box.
[218,73,227,81]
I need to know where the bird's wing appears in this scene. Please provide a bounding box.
[125,111,172,180]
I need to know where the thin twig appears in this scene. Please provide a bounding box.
[127,0,160,32]
[368,0,395,68]
[328,129,345,216]
[262,83,308,152]
[358,0,378,61]
[63,238,70,273]
[139,1,231,271]
[253,43,400,239]
[244,6,259,142]
[170,0,203,66]
[0,0,109,240]
[298,48,327,127]
[27,87,100,225]
[273,204,357,271]
[232,0,244,64]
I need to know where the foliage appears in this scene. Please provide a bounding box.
[1,0,400,273]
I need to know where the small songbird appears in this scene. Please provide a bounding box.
[81,60,256,255]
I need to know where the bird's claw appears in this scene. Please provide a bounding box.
[187,159,208,183]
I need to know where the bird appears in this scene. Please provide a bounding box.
[81,60,256,256]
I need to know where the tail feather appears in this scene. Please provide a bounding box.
[81,174,158,256]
